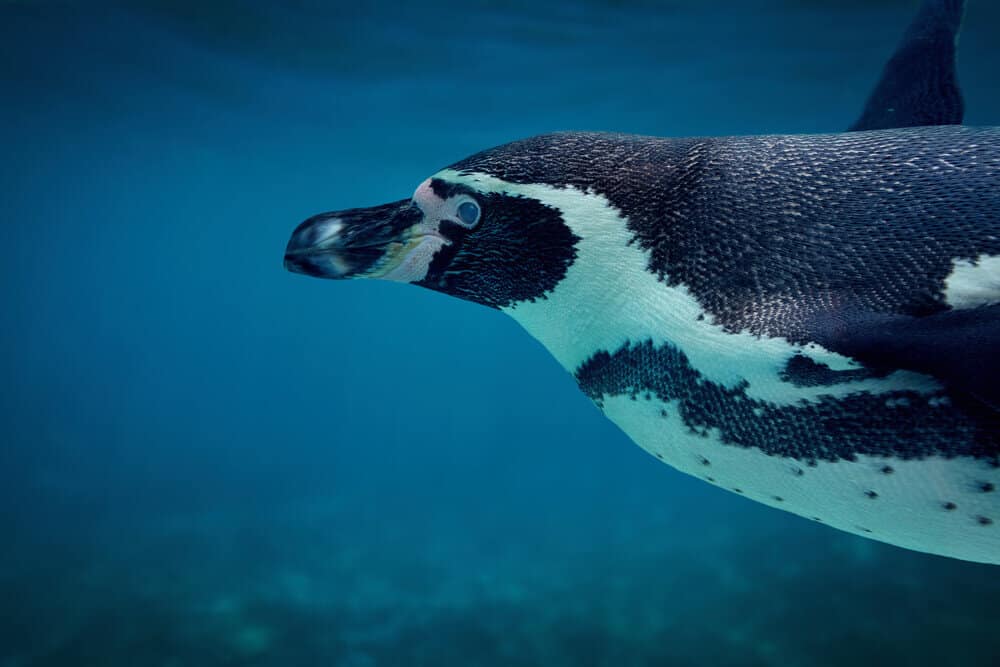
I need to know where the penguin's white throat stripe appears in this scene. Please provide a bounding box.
[437,169,939,406]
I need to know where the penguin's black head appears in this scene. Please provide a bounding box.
[285,167,580,309]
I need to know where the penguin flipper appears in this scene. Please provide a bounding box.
[804,304,1000,411]
[849,0,965,132]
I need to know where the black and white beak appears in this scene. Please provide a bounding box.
[284,199,425,279]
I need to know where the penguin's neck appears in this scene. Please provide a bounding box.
[438,166,702,381]
[500,189,674,376]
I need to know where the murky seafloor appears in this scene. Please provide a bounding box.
[2,2,1000,665]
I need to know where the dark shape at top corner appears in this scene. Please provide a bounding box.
[849,0,966,132]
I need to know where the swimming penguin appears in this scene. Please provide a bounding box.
[285,0,1000,564]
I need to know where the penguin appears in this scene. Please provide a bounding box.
[285,0,1000,564]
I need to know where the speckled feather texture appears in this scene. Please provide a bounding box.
[452,128,1000,340]
[431,126,1000,563]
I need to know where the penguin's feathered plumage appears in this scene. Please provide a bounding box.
[286,0,1000,564]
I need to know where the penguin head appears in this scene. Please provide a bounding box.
[285,167,580,309]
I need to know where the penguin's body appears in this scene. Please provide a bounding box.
[285,0,1000,563]
[435,126,1000,564]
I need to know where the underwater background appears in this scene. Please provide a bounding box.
[2,1,1000,665]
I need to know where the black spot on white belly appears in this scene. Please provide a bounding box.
[574,338,1000,463]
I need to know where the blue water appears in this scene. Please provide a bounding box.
[3,1,1000,665]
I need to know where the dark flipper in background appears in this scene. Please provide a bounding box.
[849,0,965,131]
[804,304,1000,412]
[836,1,998,409]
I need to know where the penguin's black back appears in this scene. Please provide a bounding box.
[453,126,1000,341]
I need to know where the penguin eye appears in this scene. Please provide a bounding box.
[456,200,481,227]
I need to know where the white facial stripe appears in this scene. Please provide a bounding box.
[602,393,1000,564]
[436,169,940,405]
[943,254,1000,309]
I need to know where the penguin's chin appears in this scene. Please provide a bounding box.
[364,233,450,282]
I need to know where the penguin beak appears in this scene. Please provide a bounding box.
[284,199,423,279]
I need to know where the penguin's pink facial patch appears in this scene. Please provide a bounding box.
[412,178,452,225]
